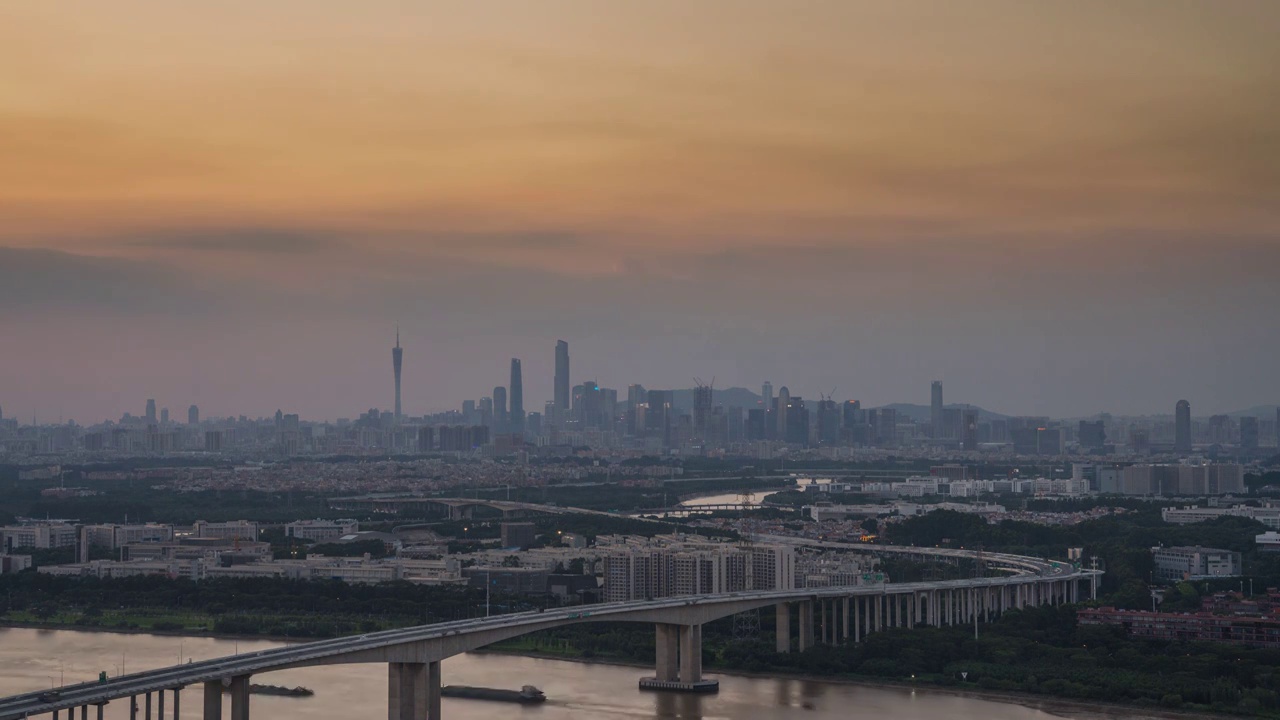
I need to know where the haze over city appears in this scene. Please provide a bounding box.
[2,1,1278,422]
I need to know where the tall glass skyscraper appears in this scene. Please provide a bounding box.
[554,340,570,420]
[1175,399,1191,453]
[509,358,525,436]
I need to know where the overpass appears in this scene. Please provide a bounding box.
[0,543,1099,720]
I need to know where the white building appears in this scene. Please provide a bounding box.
[285,519,359,542]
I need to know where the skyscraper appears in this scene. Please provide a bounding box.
[509,358,525,436]
[693,382,713,441]
[554,340,570,420]
[1240,416,1259,450]
[493,386,508,433]
[160,407,169,424]
[145,399,157,424]
[930,381,943,439]
[775,386,790,440]
[761,382,773,415]
[392,328,403,422]
[1175,399,1191,453]
[188,405,199,425]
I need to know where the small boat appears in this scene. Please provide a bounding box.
[441,684,546,704]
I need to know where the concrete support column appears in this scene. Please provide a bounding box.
[775,603,791,653]
[853,596,861,642]
[145,693,152,720]
[656,624,679,680]
[81,706,88,720]
[427,661,442,720]
[172,689,180,720]
[679,625,703,683]
[819,600,828,644]
[202,682,221,720]
[229,675,251,720]
[388,662,430,720]
[798,602,814,651]
[842,597,850,641]
[130,696,137,720]
[158,690,164,720]
[97,704,105,720]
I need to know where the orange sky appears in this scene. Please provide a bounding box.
[1,1,1278,419]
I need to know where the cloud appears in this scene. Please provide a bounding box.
[127,228,344,254]
[0,246,226,315]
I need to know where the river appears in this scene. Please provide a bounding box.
[0,627,1166,720]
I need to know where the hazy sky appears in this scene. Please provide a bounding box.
[2,1,1278,422]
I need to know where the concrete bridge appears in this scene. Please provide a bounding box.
[0,544,1099,720]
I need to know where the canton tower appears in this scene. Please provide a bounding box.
[392,328,403,422]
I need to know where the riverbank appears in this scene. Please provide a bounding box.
[473,647,1223,720]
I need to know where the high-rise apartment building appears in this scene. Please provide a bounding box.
[761,382,773,416]
[1175,399,1192,453]
[930,381,943,439]
[1241,416,1260,450]
[962,409,979,451]
[145,399,157,424]
[492,386,508,433]
[693,383,713,441]
[816,399,840,446]
[509,358,525,436]
[554,340,570,420]
[392,329,403,422]
[1078,420,1106,450]
[187,405,199,425]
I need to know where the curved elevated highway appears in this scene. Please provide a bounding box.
[0,542,1100,720]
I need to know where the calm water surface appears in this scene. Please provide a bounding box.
[0,627,1138,719]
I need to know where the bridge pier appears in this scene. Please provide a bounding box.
[655,624,680,680]
[642,623,716,692]
[388,661,435,720]
[774,604,791,653]
[202,681,221,720]
[679,625,702,683]
[797,601,814,651]
[842,597,850,642]
[145,692,151,720]
[172,688,180,720]
[229,675,250,720]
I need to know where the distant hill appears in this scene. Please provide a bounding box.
[1226,405,1280,418]
[876,402,1010,423]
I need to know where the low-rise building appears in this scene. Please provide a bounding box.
[285,519,359,542]
[1079,607,1280,649]
[1151,545,1242,582]
[0,554,33,574]
[2,523,78,551]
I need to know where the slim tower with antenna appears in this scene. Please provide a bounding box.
[392,327,403,423]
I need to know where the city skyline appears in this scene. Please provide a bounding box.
[2,2,1278,422]
[3,334,1280,426]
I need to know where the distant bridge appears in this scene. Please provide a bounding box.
[327,496,619,520]
[0,540,1099,720]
